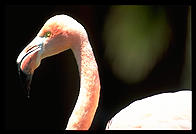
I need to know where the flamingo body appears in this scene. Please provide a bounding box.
[106,90,192,130]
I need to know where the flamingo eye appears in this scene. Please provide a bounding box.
[44,31,51,38]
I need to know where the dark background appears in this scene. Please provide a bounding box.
[5,5,191,130]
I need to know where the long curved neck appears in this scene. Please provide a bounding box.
[66,36,100,130]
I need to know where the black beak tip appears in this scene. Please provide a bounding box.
[17,62,33,98]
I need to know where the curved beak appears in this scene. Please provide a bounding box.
[16,36,44,98]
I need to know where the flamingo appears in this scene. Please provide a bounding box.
[16,14,192,130]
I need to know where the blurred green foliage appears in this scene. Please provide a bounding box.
[103,6,172,84]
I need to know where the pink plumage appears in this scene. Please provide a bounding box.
[17,15,192,130]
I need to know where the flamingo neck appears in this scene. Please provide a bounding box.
[66,36,100,130]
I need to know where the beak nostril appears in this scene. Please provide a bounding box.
[26,45,38,53]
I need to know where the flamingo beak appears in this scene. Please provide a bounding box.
[17,63,33,98]
[16,36,44,97]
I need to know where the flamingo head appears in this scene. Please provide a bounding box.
[16,14,86,92]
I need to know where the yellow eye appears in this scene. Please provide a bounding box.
[44,31,51,37]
